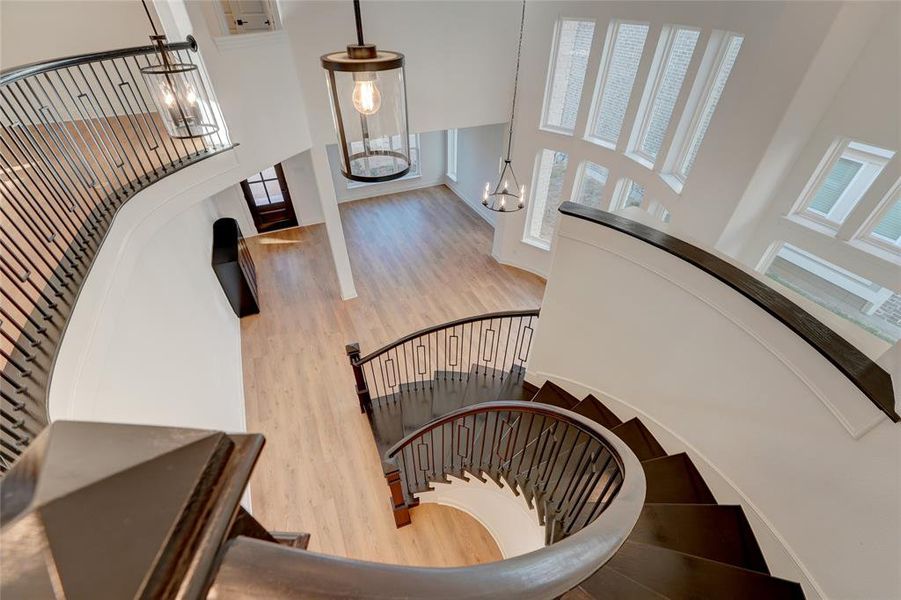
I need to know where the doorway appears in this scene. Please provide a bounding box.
[240,164,299,233]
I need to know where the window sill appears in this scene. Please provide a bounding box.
[848,238,901,265]
[784,213,840,238]
[539,124,576,137]
[659,173,684,195]
[625,152,655,171]
[583,136,617,151]
[522,236,552,252]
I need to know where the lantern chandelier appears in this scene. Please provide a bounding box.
[139,0,219,139]
[322,0,411,183]
[483,0,527,213]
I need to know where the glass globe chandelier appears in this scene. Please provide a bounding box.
[484,0,527,213]
[138,0,219,139]
[322,0,411,183]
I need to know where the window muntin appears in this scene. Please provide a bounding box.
[541,18,596,134]
[676,33,743,178]
[347,134,421,189]
[793,140,894,228]
[763,243,900,343]
[629,26,700,163]
[586,21,649,148]
[446,129,458,181]
[525,149,570,246]
[573,161,609,209]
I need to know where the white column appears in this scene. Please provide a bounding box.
[310,145,357,300]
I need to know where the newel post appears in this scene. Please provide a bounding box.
[345,342,372,413]
[384,462,412,528]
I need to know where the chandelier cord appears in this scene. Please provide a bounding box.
[140,0,161,38]
[505,0,526,162]
[353,0,365,46]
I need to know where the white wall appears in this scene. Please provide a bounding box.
[326,130,447,203]
[446,124,509,227]
[490,1,847,279]
[528,213,901,600]
[417,477,545,559]
[0,0,159,68]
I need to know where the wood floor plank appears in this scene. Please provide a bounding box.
[240,186,544,567]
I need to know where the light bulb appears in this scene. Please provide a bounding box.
[352,79,381,115]
[186,88,197,105]
[162,86,175,108]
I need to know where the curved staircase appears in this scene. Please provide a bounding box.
[354,311,806,599]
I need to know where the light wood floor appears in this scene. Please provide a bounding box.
[240,185,545,567]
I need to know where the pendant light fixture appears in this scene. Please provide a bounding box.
[322,0,411,183]
[483,0,527,213]
[139,0,219,139]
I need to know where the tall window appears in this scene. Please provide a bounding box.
[610,178,646,210]
[628,26,700,164]
[541,18,596,134]
[586,21,649,148]
[763,243,900,343]
[856,179,901,255]
[669,33,743,181]
[525,149,570,246]
[792,140,894,228]
[347,134,421,189]
[446,129,458,181]
[573,161,609,210]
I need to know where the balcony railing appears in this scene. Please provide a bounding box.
[0,38,234,471]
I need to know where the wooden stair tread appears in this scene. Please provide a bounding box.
[430,372,469,418]
[461,364,511,406]
[642,453,716,504]
[530,380,580,410]
[604,542,804,599]
[611,418,667,462]
[574,565,671,600]
[630,504,769,573]
[573,394,623,429]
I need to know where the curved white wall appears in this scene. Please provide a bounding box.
[417,477,544,559]
[528,213,901,600]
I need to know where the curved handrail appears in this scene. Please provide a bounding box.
[559,202,898,422]
[353,308,540,366]
[212,402,646,600]
[0,39,234,471]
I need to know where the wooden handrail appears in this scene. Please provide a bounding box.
[559,202,899,422]
[351,309,540,366]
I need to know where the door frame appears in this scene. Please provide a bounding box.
[240,163,299,233]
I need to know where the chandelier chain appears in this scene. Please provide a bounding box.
[506,0,526,162]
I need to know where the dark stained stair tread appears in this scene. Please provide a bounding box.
[462,364,512,406]
[367,400,405,459]
[630,504,768,573]
[611,418,667,462]
[603,542,804,599]
[573,394,623,429]
[430,372,470,417]
[574,565,670,599]
[643,453,716,504]
[530,380,580,410]
[397,383,435,435]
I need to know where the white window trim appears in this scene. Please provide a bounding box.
[789,138,893,231]
[571,161,609,207]
[539,17,596,136]
[852,177,901,260]
[625,25,701,168]
[522,149,566,250]
[346,134,422,190]
[446,129,458,182]
[609,178,647,212]
[662,30,743,190]
[583,19,650,150]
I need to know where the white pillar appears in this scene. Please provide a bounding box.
[310,145,357,300]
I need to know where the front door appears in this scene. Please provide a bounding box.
[240,164,298,233]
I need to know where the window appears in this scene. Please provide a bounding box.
[573,161,609,210]
[628,26,700,165]
[792,139,894,228]
[648,200,672,223]
[585,21,649,148]
[856,179,901,255]
[669,32,743,181]
[541,19,596,134]
[763,243,900,343]
[525,149,570,246]
[446,129,458,181]
[610,178,646,211]
[347,134,421,189]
